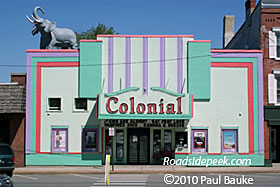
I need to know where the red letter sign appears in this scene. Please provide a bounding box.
[106,97,118,113]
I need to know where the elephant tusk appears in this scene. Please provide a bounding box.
[32,15,41,23]
[26,15,34,23]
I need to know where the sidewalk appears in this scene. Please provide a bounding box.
[14,164,280,174]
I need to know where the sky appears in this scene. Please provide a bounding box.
[0,0,256,82]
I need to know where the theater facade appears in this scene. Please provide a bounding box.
[25,35,264,166]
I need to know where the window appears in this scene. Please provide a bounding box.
[277,33,280,58]
[222,129,238,153]
[75,98,88,111]
[277,76,280,103]
[48,98,61,111]
[192,129,207,153]
[51,128,68,153]
[269,28,280,59]
[268,72,280,104]
[82,129,98,152]
[175,132,188,148]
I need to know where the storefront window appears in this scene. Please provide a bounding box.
[164,130,172,152]
[175,132,188,148]
[52,128,68,153]
[192,129,207,153]
[222,129,237,153]
[153,130,161,155]
[82,128,98,152]
[116,130,124,158]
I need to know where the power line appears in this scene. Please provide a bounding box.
[0,52,254,68]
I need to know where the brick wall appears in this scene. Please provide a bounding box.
[0,114,25,167]
[260,10,280,161]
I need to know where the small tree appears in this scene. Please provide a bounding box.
[76,23,118,42]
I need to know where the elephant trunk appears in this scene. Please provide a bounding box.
[33,6,45,21]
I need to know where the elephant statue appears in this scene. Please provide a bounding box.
[26,6,78,49]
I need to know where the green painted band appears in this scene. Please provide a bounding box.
[104,87,140,97]
[150,87,185,97]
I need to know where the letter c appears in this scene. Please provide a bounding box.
[106,97,118,113]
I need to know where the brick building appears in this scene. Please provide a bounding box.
[0,73,26,167]
[223,0,280,165]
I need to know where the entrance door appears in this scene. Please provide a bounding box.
[271,127,280,162]
[128,128,149,164]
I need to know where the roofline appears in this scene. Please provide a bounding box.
[26,49,79,53]
[97,34,194,38]
[80,40,103,42]
[211,49,262,53]
[189,40,211,43]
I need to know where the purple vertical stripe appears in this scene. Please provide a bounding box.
[211,52,264,154]
[258,54,264,154]
[143,38,148,95]
[26,54,32,153]
[177,37,183,93]
[26,52,78,154]
[160,38,165,88]
[125,37,131,88]
[108,37,113,93]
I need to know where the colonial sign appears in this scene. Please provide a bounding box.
[98,88,191,119]
[106,97,183,114]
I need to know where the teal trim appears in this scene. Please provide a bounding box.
[211,57,259,154]
[79,42,102,98]
[175,154,264,166]
[191,126,208,129]
[98,114,192,120]
[104,87,140,97]
[30,57,78,154]
[187,42,211,101]
[26,154,102,166]
[221,126,239,129]
[51,126,68,129]
[150,87,185,97]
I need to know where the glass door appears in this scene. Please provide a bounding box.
[128,128,150,164]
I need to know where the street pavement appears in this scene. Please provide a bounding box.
[12,173,280,187]
[14,164,280,174]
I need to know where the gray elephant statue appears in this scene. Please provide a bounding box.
[26,6,78,49]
